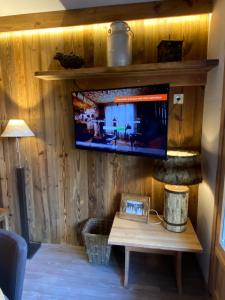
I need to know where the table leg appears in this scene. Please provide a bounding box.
[176,252,182,295]
[124,247,130,287]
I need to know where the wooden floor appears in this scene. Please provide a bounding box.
[23,244,210,300]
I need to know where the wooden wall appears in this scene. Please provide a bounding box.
[0,15,209,245]
[213,251,225,300]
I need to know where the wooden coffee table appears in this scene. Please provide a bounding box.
[108,213,203,294]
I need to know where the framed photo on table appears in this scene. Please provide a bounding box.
[119,193,150,223]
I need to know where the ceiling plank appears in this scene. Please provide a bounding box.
[0,0,212,33]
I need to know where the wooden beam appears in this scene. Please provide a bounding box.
[0,0,212,33]
[35,60,219,80]
[34,60,219,88]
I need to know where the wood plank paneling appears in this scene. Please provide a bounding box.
[0,0,212,33]
[0,15,209,244]
[213,254,225,300]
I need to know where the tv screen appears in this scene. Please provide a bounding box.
[72,84,169,158]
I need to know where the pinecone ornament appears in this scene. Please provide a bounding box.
[54,52,85,69]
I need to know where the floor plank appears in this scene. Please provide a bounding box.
[23,244,210,300]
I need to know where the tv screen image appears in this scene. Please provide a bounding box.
[72,84,169,158]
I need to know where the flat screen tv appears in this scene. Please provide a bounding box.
[72,84,169,159]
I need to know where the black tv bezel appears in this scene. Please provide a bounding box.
[72,83,169,160]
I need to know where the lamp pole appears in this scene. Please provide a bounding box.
[16,137,22,168]
[1,119,41,258]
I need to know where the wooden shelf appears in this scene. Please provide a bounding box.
[34,59,219,88]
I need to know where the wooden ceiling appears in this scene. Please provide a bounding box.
[0,0,156,16]
[0,0,213,33]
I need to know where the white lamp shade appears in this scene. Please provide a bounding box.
[1,119,35,138]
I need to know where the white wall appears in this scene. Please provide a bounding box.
[197,0,225,282]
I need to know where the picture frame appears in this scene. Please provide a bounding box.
[119,193,150,223]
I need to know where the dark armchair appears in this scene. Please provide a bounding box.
[0,230,27,300]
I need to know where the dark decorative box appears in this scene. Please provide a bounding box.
[157,40,183,62]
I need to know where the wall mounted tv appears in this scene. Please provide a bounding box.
[72,84,169,159]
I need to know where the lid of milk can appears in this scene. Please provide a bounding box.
[109,21,131,33]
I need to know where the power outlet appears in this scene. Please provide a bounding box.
[173,94,184,104]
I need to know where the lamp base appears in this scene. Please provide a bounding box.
[28,241,42,259]
[163,185,189,233]
[16,167,41,259]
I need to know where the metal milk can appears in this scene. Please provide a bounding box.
[107,21,133,67]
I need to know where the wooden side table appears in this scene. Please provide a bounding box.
[108,213,203,294]
[124,246,183,292]
[0,208,9,230]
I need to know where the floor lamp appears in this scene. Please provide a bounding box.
[1,119,41,258]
